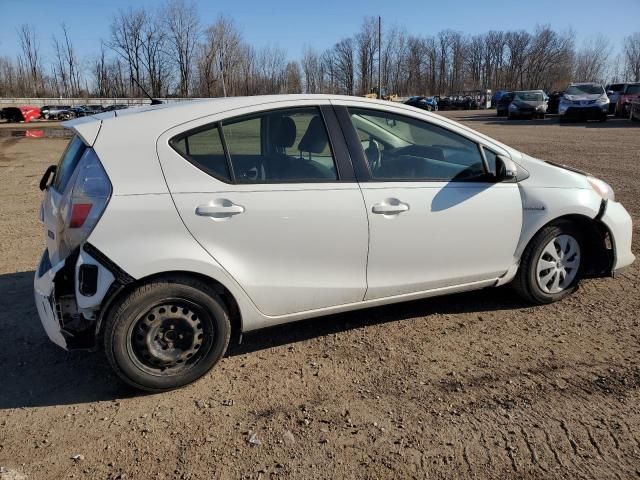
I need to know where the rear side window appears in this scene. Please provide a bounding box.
[170,107,338,184]
[222,107,337,183]
[171,126,231,182]
[54,135,86,192]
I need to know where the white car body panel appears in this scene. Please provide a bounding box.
[168,188,368,316]
[33,94,634,345]
[360,182,522,299]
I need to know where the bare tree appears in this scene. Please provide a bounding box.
[574,35,610,82]
[17,24,41,95]
[332,38,355,95]
[164,0,199,97]
[285,61,302,93]
[355,17,377,95]
[301,47,322,93]
[623,32,640,81]
[198,15,243,96]
[108,8,146,96]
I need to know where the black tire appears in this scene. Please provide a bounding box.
[600,114,607,122]
[513,222,584,305]
[104,276,231,391]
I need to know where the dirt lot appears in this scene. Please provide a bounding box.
[0,111,639,480]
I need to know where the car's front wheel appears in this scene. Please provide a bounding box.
[513,223,583,304]
[104,276,231,391]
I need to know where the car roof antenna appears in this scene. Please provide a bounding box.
[131,77,164,105]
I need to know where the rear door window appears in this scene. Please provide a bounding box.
[221,107,338,183]
[53,135,86,192]
[171,125,231,182]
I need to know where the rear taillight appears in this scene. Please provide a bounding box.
[62,148,111,250]
[69,203,93,228]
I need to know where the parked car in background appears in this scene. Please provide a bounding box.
[605,83,626,114]
[508,90,548,119]
[82,105,104,115]
[103,104,129,112]
[615,83,640,117]
[630,99,640,122]
[547,91,564,114]
[404,96,438,111]
[435,96,452,111]
[558,83,609,122]
[496,92,514,116]
[1,106,41,123]
[46,105,73,120]
[491,90,508,107]
[40,105,53,119]
[34,94,634,391]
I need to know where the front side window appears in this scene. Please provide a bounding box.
[347,108,487,182]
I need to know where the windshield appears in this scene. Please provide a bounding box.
[566,84,604,95]
[514,92,543,102]
[625,84,640,94]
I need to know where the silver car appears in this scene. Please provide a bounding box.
[559,83,609,122]
[508,90,548,119]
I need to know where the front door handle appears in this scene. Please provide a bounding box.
[196,201,245,218]
[372,199,409,215]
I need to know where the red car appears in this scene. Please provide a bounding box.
[1,105,41,123]
[616,83,640,117]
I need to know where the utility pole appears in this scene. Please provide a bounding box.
[219,54,227,98]
[377,16,381,99]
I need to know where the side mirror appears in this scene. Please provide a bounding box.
[495,155,517,182]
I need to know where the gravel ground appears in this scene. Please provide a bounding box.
[0,110,638,480]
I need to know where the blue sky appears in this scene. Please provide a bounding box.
[1,0,638,63]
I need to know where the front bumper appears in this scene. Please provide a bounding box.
[600,200,635,271]
[509,107,545,117]
[559,105,608,119]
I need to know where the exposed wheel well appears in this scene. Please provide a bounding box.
[96,271,242,346]
[525,214,613,278]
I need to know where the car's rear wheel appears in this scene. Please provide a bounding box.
[104,276,231,391]
[513,223,583,304]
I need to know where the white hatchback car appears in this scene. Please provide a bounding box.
[34,95,634,391]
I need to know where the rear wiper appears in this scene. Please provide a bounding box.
[39,165,57,191]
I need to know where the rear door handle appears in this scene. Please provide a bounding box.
[372,200,409,215]
[196,202,245,217]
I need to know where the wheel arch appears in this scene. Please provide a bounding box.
[517,212,613,278]
[96,270,244,346]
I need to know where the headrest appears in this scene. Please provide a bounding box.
[298,116,328,154]
[270,116,296,148]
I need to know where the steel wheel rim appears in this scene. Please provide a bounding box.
[536,234,581,294]
[127,299,213,376]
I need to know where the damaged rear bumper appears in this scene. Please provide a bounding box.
[33,243,133,350]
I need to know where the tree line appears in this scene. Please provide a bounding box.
[1,0,639,99]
